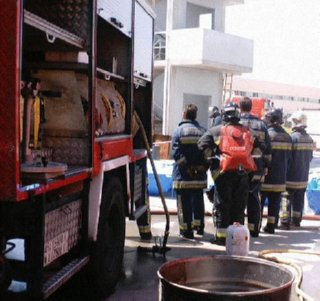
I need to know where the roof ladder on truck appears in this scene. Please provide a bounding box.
[222,73,233,105]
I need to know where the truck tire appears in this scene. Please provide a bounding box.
[90,177,126,297]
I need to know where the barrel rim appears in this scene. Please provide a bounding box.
[157,255,295,296]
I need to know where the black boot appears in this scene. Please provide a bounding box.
[180,230,194,239]
[250,224,260,237]
[263,224,275,234]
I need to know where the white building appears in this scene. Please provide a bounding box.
[149,0,253,135]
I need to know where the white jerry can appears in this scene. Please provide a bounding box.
[226,222,250,256]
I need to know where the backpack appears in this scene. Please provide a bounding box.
[219,124,257,172]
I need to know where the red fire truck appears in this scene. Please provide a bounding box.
[229,96,271,119]
[0,1,154,299]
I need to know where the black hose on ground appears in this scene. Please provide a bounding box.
[134,112,171,257]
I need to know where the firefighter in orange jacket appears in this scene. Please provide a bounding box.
[261,109,292,233]
[198,103,254,245]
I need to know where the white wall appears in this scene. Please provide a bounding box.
[153,0,167,30]
[171,0,225,31]
[167,66,222,134]
[213,1,225,31]
[169,28,253,73]
[153,72,165,117]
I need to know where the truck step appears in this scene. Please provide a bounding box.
[42,256,89,299]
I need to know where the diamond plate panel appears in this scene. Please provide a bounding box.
[43,136,89,166]
[0,1,21,201]
[25,0,90,44]
[44,199,82,266]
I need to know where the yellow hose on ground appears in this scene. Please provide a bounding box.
[258,249,320,301]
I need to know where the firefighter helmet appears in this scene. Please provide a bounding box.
[266,109,283,124]
[222,102,240,122]
[290,110,307,128]
[209,106,220,118]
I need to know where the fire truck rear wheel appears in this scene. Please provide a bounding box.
[90,177,125,297]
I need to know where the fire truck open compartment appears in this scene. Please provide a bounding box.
[21,0,93,185]
[20,0,141,185]
[0,0,154,299]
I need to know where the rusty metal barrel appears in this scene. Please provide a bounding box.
[158,255,294,301]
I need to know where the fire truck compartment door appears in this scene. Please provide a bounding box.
[97,0,133,37]
[134,1,153,82]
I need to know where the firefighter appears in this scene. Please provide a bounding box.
[198,102,254,245]
[260,109,292,234]
[280,111,313,228]
[239,97,272,237]
[172,104,208,239]
[209,106,222,127]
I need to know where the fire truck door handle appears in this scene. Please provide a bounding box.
[46,33,56,44]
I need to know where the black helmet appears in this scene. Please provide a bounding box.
[222,102,240,122]
[266,109,283,124]
[209,106,220,118]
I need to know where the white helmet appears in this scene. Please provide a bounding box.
[290,111,307,128]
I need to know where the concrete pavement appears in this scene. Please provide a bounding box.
[48,194,320,301]
[105,154,320,300]
[103,194,320,301]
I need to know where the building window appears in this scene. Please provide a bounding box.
[154,32,166,60]
[186,3,215,29]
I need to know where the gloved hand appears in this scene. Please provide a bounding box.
[177,156,187,167]
[187,165,208,179]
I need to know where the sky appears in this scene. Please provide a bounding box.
[225,0,320,88]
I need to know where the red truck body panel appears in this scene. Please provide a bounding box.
[0,1,22,201]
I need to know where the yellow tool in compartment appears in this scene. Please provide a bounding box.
[33,95,41,148]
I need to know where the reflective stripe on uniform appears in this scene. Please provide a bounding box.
[293,211,301,218]
[179,223,188,231]
[180,136,199,144]
[216,228,227,238]
[286,181,308,189]
[192,219,201,227]
[267,216,276,224]
[248,223,255,231]
[271,141,292,150]
[293,143,313,151]
[261,183,286,192]
[138,225,151,233]
[173,180,207,189]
